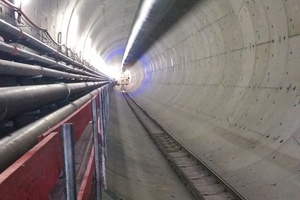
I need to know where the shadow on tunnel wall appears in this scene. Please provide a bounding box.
[128,0,201,66]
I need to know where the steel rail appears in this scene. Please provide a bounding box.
[122,90,245,200]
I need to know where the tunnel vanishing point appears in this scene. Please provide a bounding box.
[0,0,300,200]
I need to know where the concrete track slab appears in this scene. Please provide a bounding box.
[104,90,194,200]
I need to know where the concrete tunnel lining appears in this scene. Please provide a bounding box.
[10,0,300,199]
[128,1,300,199]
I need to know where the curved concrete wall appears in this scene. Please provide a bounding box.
[128,1,300,199]
[12,0,300,199]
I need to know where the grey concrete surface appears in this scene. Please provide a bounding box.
[126,0,300,200]
[11,0,300,199]
[103,89,194,200]
[127,1,300,199]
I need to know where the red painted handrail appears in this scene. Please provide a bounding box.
[0,93,100,200]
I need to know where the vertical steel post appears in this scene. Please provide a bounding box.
[101,90,106,154]
[99,91,104,150]
[100,90,105,152]
[61,123,77,200]
[104,87,109,158]
[92,98,102,200]
[98,90,106,189]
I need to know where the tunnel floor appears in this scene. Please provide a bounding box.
[103,89,194,200]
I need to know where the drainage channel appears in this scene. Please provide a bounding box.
[122,90,245,200]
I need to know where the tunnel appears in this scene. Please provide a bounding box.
[0,0,300,199]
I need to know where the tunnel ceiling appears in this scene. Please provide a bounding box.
[20,0,140,68]
[68,0,139,66]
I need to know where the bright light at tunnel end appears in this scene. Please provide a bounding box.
[100,66,122,80]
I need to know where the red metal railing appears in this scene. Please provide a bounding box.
[0,85,111,200]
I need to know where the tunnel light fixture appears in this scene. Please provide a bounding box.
[121,0,156,70]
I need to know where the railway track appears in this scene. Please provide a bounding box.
[122,90,245,200]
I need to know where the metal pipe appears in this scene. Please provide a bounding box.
[122,0,175,71]
[0,59,100,81]
[0,86,105,173]
[0,82,105,122]
[92,98,102,200]
[61,123,77,200]
[0,19,104,77]
[0,41,106,79]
